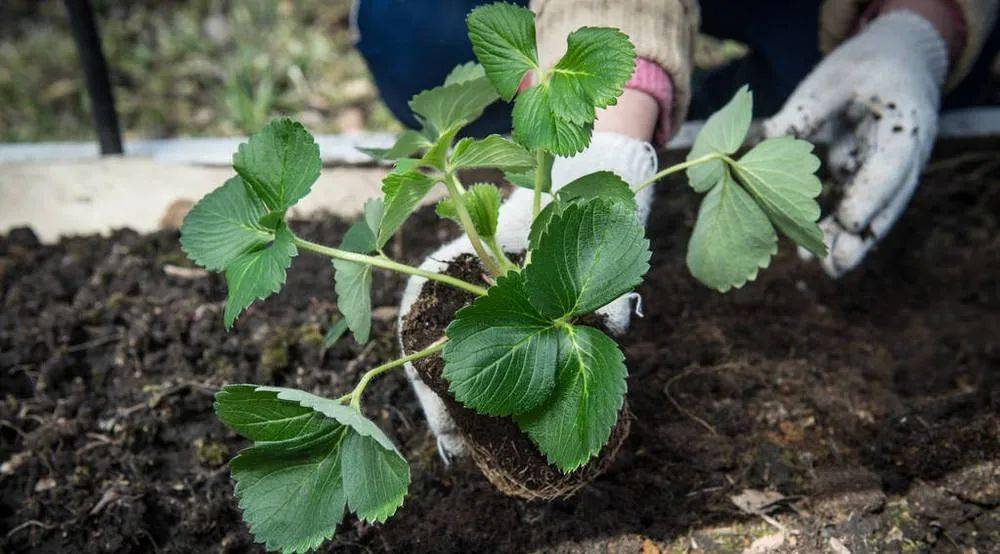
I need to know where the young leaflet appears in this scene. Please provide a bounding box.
[178,3,825,552]
[672,86,827,291]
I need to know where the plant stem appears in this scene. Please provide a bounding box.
[485,235,516,272]
[532,150,553,218]
[634,152,724,192]
[443,172,502,275]
[292,236,488,296]
[342,337,448,409]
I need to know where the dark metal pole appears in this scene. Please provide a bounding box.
[63,0,123,155]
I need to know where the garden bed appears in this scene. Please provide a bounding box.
[1,144,998,552]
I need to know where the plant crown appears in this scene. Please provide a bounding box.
[179,3,825,552]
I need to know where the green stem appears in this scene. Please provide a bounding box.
[293,236,488,296]
[485,235,516,272]
[443,172,502,275]
[533,150,553,218]
[341,337,448,409]
[634,152,724,193]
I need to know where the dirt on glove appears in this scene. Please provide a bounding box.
[1,141,998,552]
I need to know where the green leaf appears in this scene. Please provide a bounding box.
[436,183,502,238]
[434,199,457,224]
[341,431,410,523]
[687,171,777,292]
[332,258,373,344]
[223,223,297,329]
[323,318,350,350]
[341,198,383,254]
[556,171,637,210]
[333,198,383,344]
[492,21,635,155]
[409,77,499,136]
[362,198,386,248]
[215,384,336,443]
[524,200,650,319]
[450,135,535,172]
[466,2,538,101]
[504,152,552,192]
[463,183,502,238]
[443,272,560,416]
[236,386,403,452]
[526,172,637,251]
[230,431,347,554]
[358,130,432,161]
[420,123,462,171]
[180,176,272,272]
[378,169,437,248]
[512,84,592,156]
[731,137,827,256]
[515,325,627,472]
[527,201,561,251]
[504,169,534,189]
[233,118,322,212]
[444,61,487,85]
[686,86,752,192]
[393,158,422,174]
[214,385,409,553]
[258,210,285,230]
[548,27,636,125]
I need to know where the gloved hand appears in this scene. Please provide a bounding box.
[764,10,949,277]
[397,131,657,461]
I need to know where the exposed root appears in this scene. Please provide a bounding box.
[467,405,633,501]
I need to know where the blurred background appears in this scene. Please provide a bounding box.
[0,0,403,143]
[0,0,764,145]
[2,0,996,146]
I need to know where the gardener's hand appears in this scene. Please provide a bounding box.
[398,131,658,461]
[764,9,951,277]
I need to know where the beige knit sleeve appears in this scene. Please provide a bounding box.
[820,0,998,89]
[530,0,700,135]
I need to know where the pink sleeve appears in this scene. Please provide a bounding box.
[625,57,675,146]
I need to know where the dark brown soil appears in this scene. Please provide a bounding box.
[401,253,631,500]
[1,141,998,553]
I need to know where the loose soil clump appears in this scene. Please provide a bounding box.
[1,143,998,552]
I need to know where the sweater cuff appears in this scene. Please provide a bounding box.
[625,58,674,146]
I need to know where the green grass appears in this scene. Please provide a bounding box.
[0,0,402,142]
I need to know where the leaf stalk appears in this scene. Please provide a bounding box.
[634,152,724,192]
[532,150,553,218]
[292,236,488,296]
[485,235,517,272]
[443,172,503,275]
[341,337,448,409]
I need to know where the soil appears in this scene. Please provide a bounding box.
[1,141,998,553]
[401,254,631,501]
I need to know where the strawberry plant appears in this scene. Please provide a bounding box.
[180,3,826,552]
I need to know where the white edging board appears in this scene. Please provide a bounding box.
[2,108,996,166]
[0,108,997,243]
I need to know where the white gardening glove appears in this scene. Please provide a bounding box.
[398,131,657,461]
[764,11,948,277]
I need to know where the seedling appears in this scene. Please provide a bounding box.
[180,3,825,552]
